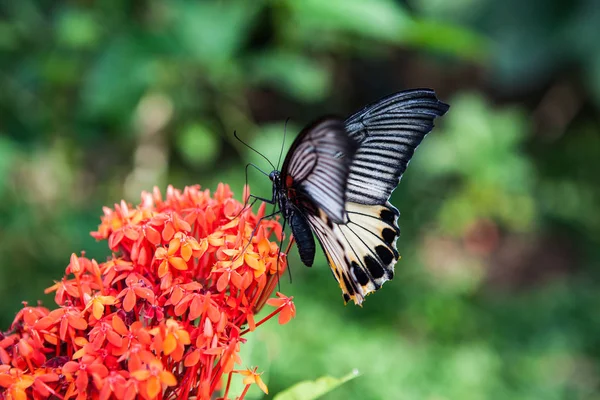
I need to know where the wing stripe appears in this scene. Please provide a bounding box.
[344,89,449,205]
[351,159,399,174]
[348,170,398,187]
[282,118,358,223]
[346,183,390,200]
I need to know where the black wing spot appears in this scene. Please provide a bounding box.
[351,261,370,286]
[380,208,397,225]
[342,273,355,296]
[364,255,385,279]
[375,245,395,265]
[343,293,351,303]
[382,228,397,245]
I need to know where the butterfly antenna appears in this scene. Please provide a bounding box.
[275,118,290,171]
[234,130,276,171]
[233,163,265,220]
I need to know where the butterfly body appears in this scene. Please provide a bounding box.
[269,170,317,266]
[265,89,449,305]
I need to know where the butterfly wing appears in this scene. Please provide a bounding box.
[344,89,450,204]
[281,118,358,224]
[307,90,448,304]
[305,201,399,305]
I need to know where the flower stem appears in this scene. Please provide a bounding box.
[240,305,284,335]
[238,384,251,400]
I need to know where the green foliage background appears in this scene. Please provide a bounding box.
[2,1,600,399]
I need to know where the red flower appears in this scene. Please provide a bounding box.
[130,358,177,399]
[0,184,295,399]
[117,273,156,313]
[267,292,297,325]
[62,354,109,395]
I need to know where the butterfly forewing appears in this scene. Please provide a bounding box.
[344,89,450,205]
[281,118,358,224]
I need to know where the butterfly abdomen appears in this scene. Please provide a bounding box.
[289,211,316,267]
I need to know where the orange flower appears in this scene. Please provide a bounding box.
[239,366,269,394]
[62,355,109,394]
[0,368,35,400]
[35,307,88,341]
[84,293,117,321]
[266,292,297,325]
[130,358,177,399]
[149,319,191,362]
[156,239,188,276]
[1,184,293,400]
[117,273,156,312]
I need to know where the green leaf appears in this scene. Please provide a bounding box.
[286,0,411,42]
[249,52,330,102]
[273,370,360,400]
[405,19,490,60]
[56,8,100,49]
[82,37,157,119]
[174,2,260,67]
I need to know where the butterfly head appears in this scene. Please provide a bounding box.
[269,170,284,205]
[268,170,280,183]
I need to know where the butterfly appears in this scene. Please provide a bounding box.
[259,89,449,305]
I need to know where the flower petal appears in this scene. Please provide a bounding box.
[169,257,188,271]
[163,333,177,355]
[146,376,161,399]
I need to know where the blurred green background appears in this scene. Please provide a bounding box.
[2,1,600,399]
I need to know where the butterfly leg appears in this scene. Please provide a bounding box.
[243,163,276,203]
[246,194,275,204]
[239,209,282,260]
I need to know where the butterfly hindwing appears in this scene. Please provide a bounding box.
[305,201,400,305]
[344,89,450,204]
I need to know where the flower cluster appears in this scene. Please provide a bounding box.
[0,184,295,400]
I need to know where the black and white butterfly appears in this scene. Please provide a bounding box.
[253,89,448,305]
